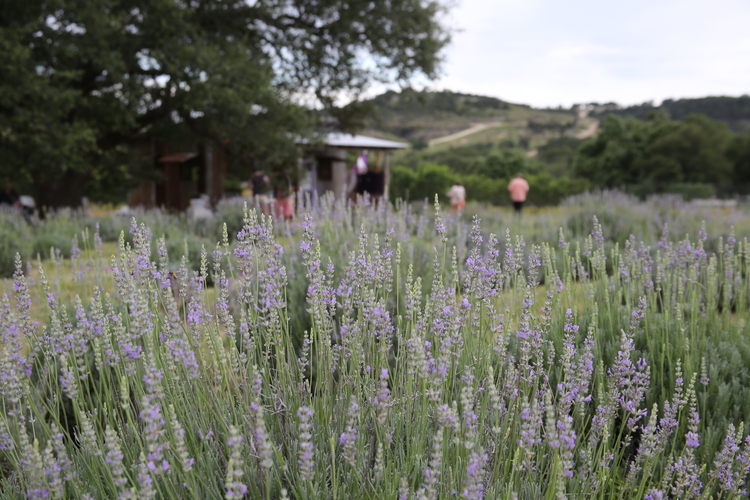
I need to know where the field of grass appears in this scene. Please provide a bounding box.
[2,193,750,499]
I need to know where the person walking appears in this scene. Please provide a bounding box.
[251,169,271,216]
[0,177,21,208]
[508,173,529,214]
[446,181,466,215]
[274,177,295,222]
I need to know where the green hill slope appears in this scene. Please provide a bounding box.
[361,90,594,178]
[363,89,594,149]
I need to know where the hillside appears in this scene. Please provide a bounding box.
[363,90,596,149]
[592,95,750,132]
[362,90,750,184]
[362,90,595,177]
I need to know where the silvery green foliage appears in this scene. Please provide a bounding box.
[2,199,750,498]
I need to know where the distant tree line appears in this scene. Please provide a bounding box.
[593,95,750,133]
[575,112,750,196]
[392,111,750,206]
[372,89,514,118]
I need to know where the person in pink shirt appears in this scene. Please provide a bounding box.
[508,173,529,214]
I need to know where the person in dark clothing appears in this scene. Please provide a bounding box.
[0,178,20,208]
[250,170,271,216]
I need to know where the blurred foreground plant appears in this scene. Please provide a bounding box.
[1,199,750,499]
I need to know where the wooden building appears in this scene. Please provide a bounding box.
[128,132,406,210]
[129,140,226,211]
[302,133,408,201]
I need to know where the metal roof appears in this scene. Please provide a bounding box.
[321,133,409,150]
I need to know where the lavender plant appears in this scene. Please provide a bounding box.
[1,197,750,499]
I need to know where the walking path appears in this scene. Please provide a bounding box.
[428,122,503,147]
[425,115,599,148]
[575,120,599,139]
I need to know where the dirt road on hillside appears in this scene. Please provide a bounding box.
[426,116,598,148]
[575,120,599,139]
[428,122,503,147]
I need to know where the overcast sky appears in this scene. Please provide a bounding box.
[418,0,750,108]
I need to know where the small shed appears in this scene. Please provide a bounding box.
[129,140,226,211]
[302,133,408,201]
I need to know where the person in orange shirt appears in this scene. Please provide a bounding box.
[508,173,529,214]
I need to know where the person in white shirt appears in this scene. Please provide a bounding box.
[446,182,466,215]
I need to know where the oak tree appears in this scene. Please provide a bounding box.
[0,0,450,206]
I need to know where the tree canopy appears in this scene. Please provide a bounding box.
[0,0,450,206]
[593,95,750,133]
[573,113,747,190]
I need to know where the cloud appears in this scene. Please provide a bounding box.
[429,0,750,107]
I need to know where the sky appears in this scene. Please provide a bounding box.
[414,0,750,108]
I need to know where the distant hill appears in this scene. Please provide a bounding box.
[363,90,588,146]
[592,95,750,133]
[362,90,750,180]
[360,90,598,178]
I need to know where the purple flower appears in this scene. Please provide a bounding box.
[370,368,391,426]
[711,423,742,491]
[419,426,445,500]
[461,450,488,499]
[137,453,156,500]
[104,426,127,488]
[686,431,700,448]
[297,406,314,480]
[644,489,663,500]
[225,426,247,499]
[252,400,274,469]
[167,338,200,379]
[433,196,447,243]
[139,386,169,475]
[340,395,360,467]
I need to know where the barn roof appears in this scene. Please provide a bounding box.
[323,133,408,149]
[302,133,409,150]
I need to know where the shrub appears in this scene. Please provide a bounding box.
[461,174,504,204]
[0,212,32,277]
[392,164,591,206]
[389,165,418,201]
[409,163,455,203]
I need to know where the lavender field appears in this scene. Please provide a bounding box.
[2,192,750,499]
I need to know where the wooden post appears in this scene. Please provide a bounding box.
[384,151,390,200]
[204,141,213,204]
